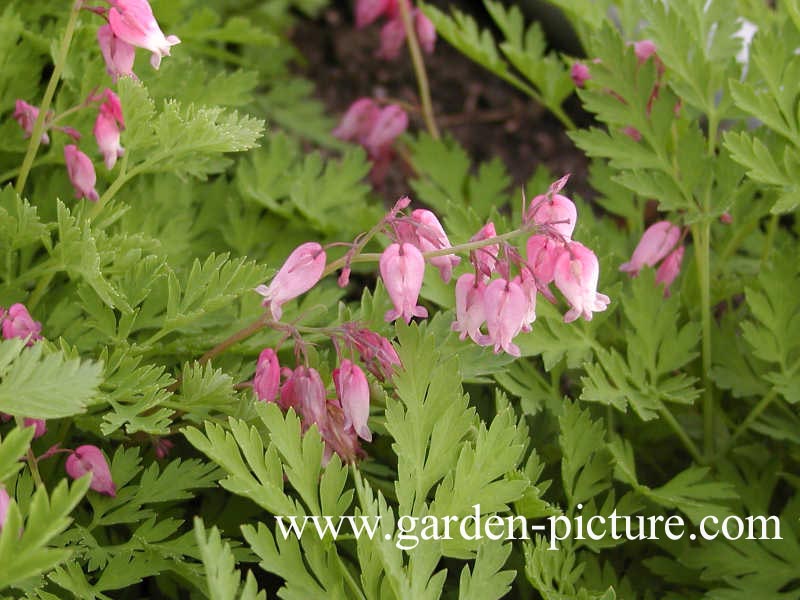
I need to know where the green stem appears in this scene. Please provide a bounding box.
[694,221,714,460]
[27,272,56,311]
[714,390,776,461]
[14,1,82,195]
[761,213,778,264]
[88,152,132,220]
[15,417,44,489]
[398,0,440,140]
[659,406,703,464]
[198,314,271,365]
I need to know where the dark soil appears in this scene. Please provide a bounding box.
[289,1,592,202]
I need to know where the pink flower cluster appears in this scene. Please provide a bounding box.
[253,327,400,462]
[619,221,684,295]
[444,178,609,356]
[254,180,609,364]
[355,0,436,60]
[93,0,181,80]
[333,98,408,185]
[13,89,126,202]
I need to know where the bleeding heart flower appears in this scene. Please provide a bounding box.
[65,445,116,496]
[619,221,681,275]
[64,145,100,202]
[380,243,428,323]
[554,242,610,323]
[107,0,180,69]
[255,242,327,321]
[333,360,372,442]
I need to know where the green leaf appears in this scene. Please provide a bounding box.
[0,339,102,419]
[195,518,265,600]
[0,477,89,588]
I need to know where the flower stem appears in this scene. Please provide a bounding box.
[714,390,776,462]
[199,314,271,365]
[15,0,82,195]
[659,406,703,464]
[693,222,714,459]
[398,1,440,140]
[15,417,44,489]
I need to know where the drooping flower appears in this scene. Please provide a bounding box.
[380,243,428,323]
[341,324,401,381]
[526,193,578,240]
[93,91,126,170]
[255,242,327,321]
[518,271,538,333]
[13,100,49,144]
[64,145,100,202]
[97,24,137,81]
[1,303,42,345]
[0,487,9,531]
[291,366,328,429]
[333,360,372,442]
[319,403,364,464]
[571,62,591,87]
[24,418,47,439]
[377,15,406,59]
[363,105,408,157]
[355,0,395,28]
[65,445,116,496]
[526,234,564,287]
[107,0,181,69]
[554,242,610,323]
[483,278,528,357]
[332,98,380,144]
[253,348,281,403]
[451,273,489,344]
[619,221,681,275]
[414,10,436,54]
[470,222,499,279]
[401,209,460,283]
[655,245,685,296]
[153,437,174,459]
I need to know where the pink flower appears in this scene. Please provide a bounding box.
[0,488,9,531]
[65,445,116,496]
[526,234,564,286]
[107,0,180,69]
[1,303,42,345]
[291,367,328,429]
[333,360,372,442]
[24,418,46,439]
[655,245,684,296]
[93,92,125,170]
[97,24,136,81]
[526,193,578,240]
[451,273,489,344]
[356,0,395,28]
[254,348,281,403]
[401,209,459,283]
[619,221,681,275]
[470,223,499,279]
[571,62,591,87]
[333,98,380,144]
[377,17,406,60]
[633,39,657,63]
[255,242,327,320]
[13,100,49,144]
[64,145,100,202]
[153,438,173,459]
[483,278,528,357]
[554,242,610,323]
[720,212,732,224]
[380,243,428,323]
[414,9,436,54]
[363,105,408,156]
[518,272,538,333]
[341,324,401,381]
